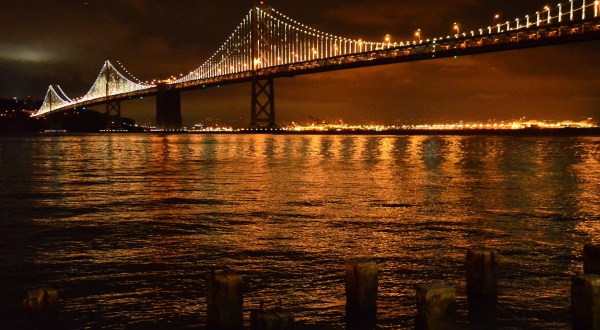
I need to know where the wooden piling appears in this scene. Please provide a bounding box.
[345,258,378,318]
[415,283,456,330]
[584,244,600,275]
[250,301,294,330]
[571,274,600,330]
[466,249,499,297]
[207,271,244,330]
[22,288,59,330]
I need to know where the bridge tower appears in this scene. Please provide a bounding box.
[44,87,63,130]
[105,102,122,129]
[104,66,122,129]
[156,83,182,130]
[45,113,63,131]
[250,1,276,128]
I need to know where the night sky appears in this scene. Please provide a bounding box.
[2,0,599,126]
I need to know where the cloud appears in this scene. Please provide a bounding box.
[0,45,59,63]
[1,0,599,124]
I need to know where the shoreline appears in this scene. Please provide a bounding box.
[2,127,600,136]
[235,127,600,136]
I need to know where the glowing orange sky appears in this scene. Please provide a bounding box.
[2,0,599,125]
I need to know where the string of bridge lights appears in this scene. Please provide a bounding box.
[36,61,153,116]
[433,0,599,42]
[165,0,600,85]
[38,86,70,114]
[70,61,150,104]
[176,7,393,84]
[176,9,253,83]
[268,7,393,53]
[115,60,149,86]
[34,0,599,116]
[415,0,600,45]
[55,85,73,102]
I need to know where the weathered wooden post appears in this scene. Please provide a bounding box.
[571,274,600,329]
[466,249,499,329]
[207,271,244,330]
[584,244,600,275]
[345,258,378,318]
[415,283,456,330]
[466,249,499,297]
[250,301,294,330]
[22,288,59,330]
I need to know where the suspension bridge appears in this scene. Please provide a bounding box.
[33,0,600,129]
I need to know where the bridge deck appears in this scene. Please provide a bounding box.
[38,17,600,115]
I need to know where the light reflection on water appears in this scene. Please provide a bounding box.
[0,134,599,329]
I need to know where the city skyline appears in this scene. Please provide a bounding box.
[2,0,600,126]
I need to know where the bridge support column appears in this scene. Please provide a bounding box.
[250,77,276,128]
[105,101,122,129]
[45,113,63,131]
[156,84,182,130]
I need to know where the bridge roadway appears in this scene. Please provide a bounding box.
[49,17,600,127]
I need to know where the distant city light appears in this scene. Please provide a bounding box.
[31,0,600,120]
[279,118,597,132]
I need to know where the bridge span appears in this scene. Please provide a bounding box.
[34,0,600,129]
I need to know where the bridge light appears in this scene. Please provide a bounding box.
[558,3,562,22]
[570,0,575,20]
[595,0,599,17]
[545,6,551,24]
[453,22,460,37]
[415,29,421,42]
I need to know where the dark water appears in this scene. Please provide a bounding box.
[0,134,598,329]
